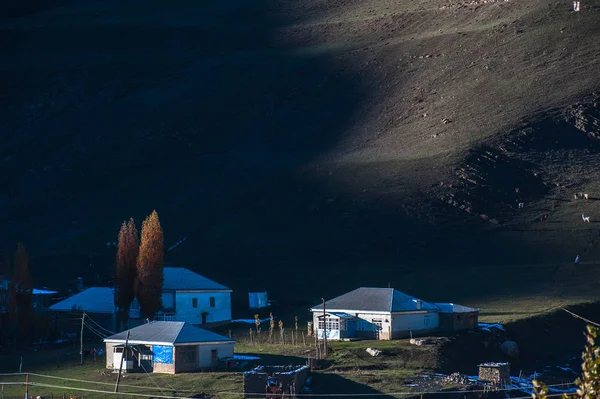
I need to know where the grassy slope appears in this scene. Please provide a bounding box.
[1,0,600,321]
[0,340,440,399]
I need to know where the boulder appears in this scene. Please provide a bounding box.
[500,340,520,357]
[366,348,382,357]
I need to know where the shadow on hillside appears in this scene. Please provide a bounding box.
[309,372,398,399]
[3,0,598,323]
[2,0,71,18]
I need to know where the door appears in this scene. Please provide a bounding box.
[211,349,217,367]
[202,313,208,324]
[372,320,383,340]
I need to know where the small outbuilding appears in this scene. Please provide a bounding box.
[478,362,510,385]
[434,303,479,331]
[248,290,269,309]
[104,321,235,374]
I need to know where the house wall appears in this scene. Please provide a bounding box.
[391,311,439,338]
[105,342,116,368]
[197,342,234,368]
[152,345,176,374]
[175,291,231,325]
[162,291,175,309]
[312,312,393,340]
[438,311,478,331]
[174,345,198,373]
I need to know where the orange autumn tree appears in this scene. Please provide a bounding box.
[115,218,139,331]
[135,211,164,319]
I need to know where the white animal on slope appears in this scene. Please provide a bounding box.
[582,214,591,223]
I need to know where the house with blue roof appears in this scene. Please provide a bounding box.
[310,287,478,340]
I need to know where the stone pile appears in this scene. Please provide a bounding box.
[443,372,471,384]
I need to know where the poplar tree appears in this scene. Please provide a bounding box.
[115,218,139,330]
[12,243,33,343]
[135,211,164,319]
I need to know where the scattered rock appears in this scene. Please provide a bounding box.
[366,347,382,356]
[443,372,471,384]
[442,118,451,124]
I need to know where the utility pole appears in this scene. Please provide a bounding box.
[321,298,327,358]
[114,331,130,393]
[80,312,86,365]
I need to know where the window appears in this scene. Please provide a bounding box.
[318,318,340,330]
[211,350,218,361]
[178,346,197,363]
[424,316,431,327]
[154,313,176,321]
[209,297,215,308]
[192,298,198,308]
[372,320,383,331]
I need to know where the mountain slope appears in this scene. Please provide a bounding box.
[1,0,600,304]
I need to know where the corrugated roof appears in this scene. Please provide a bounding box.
[434,303,478,313]
[104,321,234,344]
[49,287,114,314]
[311,287,438,313]
[163,267,230,291]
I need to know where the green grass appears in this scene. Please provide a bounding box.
[0,339,442,399]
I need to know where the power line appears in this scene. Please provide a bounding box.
[562,307,600,327]
[22,382,201,399]
[84,321,109,339]
[0,373,576,397]
[129,350,171,397]
[25,373,195,393]
[85,314,116,335]
[15,381,574,399]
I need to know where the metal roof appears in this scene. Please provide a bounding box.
[311,287,438,313]
[49,287,114,314]
[104,321,234,345]
[50,267,229,315]
[163,267,230,291]
[434,303,478,313]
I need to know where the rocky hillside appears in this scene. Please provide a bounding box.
[1,0,600,302]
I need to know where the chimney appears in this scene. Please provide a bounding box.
[416,300,422,310]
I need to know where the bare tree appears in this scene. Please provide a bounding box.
[115,218,139,331]
[135,211,164,319]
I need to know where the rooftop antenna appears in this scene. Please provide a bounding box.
[388,282,391,288]
[166,236,188,253]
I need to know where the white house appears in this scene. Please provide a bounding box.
[104,321,235,374]
[310,287,440,340]
[143,267,232,326]
[50,267,232,329]
[311,287,479,341]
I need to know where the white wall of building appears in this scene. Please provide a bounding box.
[197,342,234,367]
[175,291,231,324]
[162,291,176,309]
[391,311,439,332]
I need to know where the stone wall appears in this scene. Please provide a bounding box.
[479,363,510,384]
[243,365,310,398]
